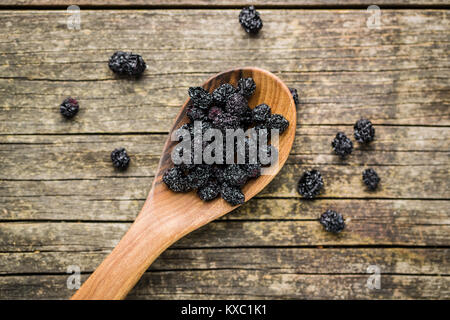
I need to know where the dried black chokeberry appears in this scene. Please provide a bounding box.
[187,105,207,122]
[266,114,289,134]
[60,97,79,118]
[289,88,299,107]
[212,112,240,130]
[225,93,249,116]
[110,148,130,170]
[331,132,353,158]
[239,6,263,34]
[354,118,375,143]
[108,51,146,77]
[208,106,223,121]
[163,167,191,193]
[237,77,256,98]
[252,103,271,123]
[320,210,345,233]
[221,183,245,205]
[242,163,261,179]
[297,169,324,199]
[212,83,237,106]
[222,164,248,187]
[362,168,380,190]
[187,165,212,189]
[188,87,213,109]
[198,181,220,201]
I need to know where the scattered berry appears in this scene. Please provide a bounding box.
[362,168,380,190]
[108,51,146,77]
[60,97,79,118]
[297,170,324,199]
[110,148,130,170]
[289,88,299,107]
[331,132,353,158]
[188,87,213,109]
[221,183,245,205]
[198,181,220,201]
[163,167,191,193]
[239,6,263,34]
[354,118,375,143]
[252,104,271,123]
[225,93,249,116]
[212,83,236,106]
[237,77,256,98]
[320,210,345,233]
[266,114,289,134]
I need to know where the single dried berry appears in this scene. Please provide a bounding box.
[266,114,289,134]
[354,118,375,143]
[320,210,345,233]
[289,88,299,107]
[187,105,207,122]
[187,165,212,189]
[110,148,130,170]
[225,93,248,116]
[331,132,353,158]
[252,103,271,123]
[198,181,221,201]
[297,169,324,199]
[362,168,380,190]
[212,112,240,130]
[188,87,213,109]
[239,6,263,34]
[163,167,191,193]
[108,51,146,77]
[222,164,248,187]
[60,97,79,118]
[221,183,245,205]
[212,83,237,106]
[237,77,256,98]
[242,163,261,179]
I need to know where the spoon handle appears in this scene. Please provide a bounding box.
[71,202,182,300]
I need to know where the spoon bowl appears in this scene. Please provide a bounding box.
[72,67,296,300]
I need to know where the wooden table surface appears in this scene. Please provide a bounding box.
[0,1,449,299]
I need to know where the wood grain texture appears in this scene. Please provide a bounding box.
[0,8,449,299]
[0,10,449,134]
[1,1,449,7]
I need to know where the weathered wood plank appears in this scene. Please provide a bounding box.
[1,248,448,275]
[0,10,448,134]
[0,215,448,252]
[0,272,447,299]
[2,1,449,7]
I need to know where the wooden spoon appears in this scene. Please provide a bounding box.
[71,67,296,300]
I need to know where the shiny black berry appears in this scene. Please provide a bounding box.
[221,183,245,205]
[297,170,324,199]
[225,93,248,116]
[108,51,146,77]
[252,104,271,123]
[331,132,353,158]
[266,114,289,134]
[212,83,236,106]
[237,77,256,98]
[239,6,263,34]
[363,168,380,190]
[163,167,191,193]
[289,88,299,107]
[354,118,375,143]
[320,210,345,233]
[110,148,130,170]
[197,181,220,201]
[188,87,213,109]
[60,98,79,118]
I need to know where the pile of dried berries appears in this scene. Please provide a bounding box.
[320,210,345,233]
[60,97,79,118]
[163,77,289,205]
[239,6,263,34]
[108,51,147,77]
